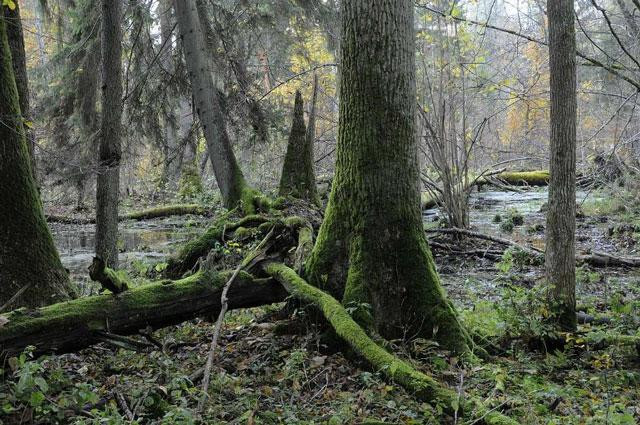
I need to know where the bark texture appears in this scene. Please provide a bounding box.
[4,1,35,173]
[546,0,577,331]
[279,91,317,201]
[0,11,75,309]
[174,0,257,210]
[304,0,469,352]
[96,0,123,269]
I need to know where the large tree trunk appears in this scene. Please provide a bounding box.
[546,0,577,331]
[95,0,123,269]
[0,11,75,309]
[174,0,255,210]
[0,271,287,357]
[278,90,317,202]
[4,1,36,175]
[304,0,469,353]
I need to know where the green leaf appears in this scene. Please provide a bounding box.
[34,377,49,392]
[4,0,17,10]
[29,391,45,407]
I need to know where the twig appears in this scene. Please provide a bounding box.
[197,227,276,412]
[115,392,134,421]
[0,284,31,313]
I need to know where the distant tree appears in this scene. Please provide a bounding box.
[279,87,318,202]
[95,0,123,268]
[174,0,260,212]
[304,0,469,352]
[546,0,577,331]
[0,5,75,308]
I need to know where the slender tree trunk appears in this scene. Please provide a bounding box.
[0,10,75,308]
[4,1,36,175]
[304,0,468,352]
[76,44,100,210]
[546,0,577,331]
[174,0,253,210]
[95,0,123,268]
[159,0,182,189]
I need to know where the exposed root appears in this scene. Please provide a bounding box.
[263,262,519,424]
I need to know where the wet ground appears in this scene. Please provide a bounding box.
[49,188,639,305]
[424,188,640,309]
[50,216,209,293]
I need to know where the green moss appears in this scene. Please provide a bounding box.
[123,204,209,220]
[165,214,271,278]
[265,263,457,409]
[496,170,550,186]
[0,270,224,341]
[178,164,203,199]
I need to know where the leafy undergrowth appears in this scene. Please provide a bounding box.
[1,307,444,424]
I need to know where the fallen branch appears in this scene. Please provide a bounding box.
[198,227,276,411]
[426,227,543,257]
[427,228,640,269]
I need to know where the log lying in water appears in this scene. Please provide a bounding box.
[46,204,212,224]
[479,170,550,187]
[0,271,287,357]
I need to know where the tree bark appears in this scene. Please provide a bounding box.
[96,0,123,269]
[0,10,75,309]
[4,1,35,174]
[546,0,578,331]
[0,271,287,357]
[174,0,256,211]
[304,0,469,353]
[279,90,317,202]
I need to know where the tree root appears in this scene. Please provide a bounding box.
[263,262,519,424]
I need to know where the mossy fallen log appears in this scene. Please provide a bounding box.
[122,204,211,220]
[479,170,550,187]
[46,204,212,224]
[0,271,287,357]
[165,214,271,278]
[263,262,519,424]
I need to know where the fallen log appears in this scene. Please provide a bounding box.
[577,251,640,268]
[427,227,640,269]
[165,214,271,278]
[46,204,212,224]
[478,170,550,187]
[0,271,287,357]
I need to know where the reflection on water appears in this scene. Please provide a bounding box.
[51,217,207,290]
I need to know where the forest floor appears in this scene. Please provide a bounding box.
[1,188,639,424]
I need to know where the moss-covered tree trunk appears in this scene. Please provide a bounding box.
[3,0,35,175]
[174,0,257,211]
[95,0,123,269]
[546,0,577,331]
[0,9,75,308]
[279,90,317,202]
[304,0,469,353]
